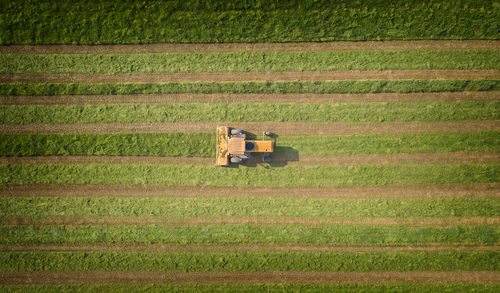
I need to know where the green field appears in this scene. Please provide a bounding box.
[0,1,499,290]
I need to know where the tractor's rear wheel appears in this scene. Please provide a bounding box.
[230,157,242,163]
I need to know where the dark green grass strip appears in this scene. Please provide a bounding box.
[1,51,499,74]
[1,132,498,157]
[1,163,498,187]
[1,102,498,124]
[1,225,497,245]
[1,0,497,44]
[0,251,498,272]
[1,197,497,218]
[2,284,500,293]
[1,80,498,96]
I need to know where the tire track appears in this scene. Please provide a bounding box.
[2,91,498,105]
[2,216,498,228]
[2,70,498,83]
[1,152,498,166]
[1,183,498,199]
[1,271,498,285]
[1,40,498,54]
[1,243,496,253]
[1,121,498,134]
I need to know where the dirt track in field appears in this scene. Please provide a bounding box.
[2,120,498,135]
[1,152,498,166]
[1,40,499,54]
[3,216,498,228]
[1,271,498,285]
[2,243,496,253]
[2,70,499,83]
[1,183,498,199]
[2,91,499,105]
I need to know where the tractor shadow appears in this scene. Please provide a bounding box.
[229,132,299,168]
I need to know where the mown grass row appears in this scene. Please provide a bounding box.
[1,163,498,187]
[1,80,498,95]
[2,50,499,74]
[2,284,500,293]
[2,197,496,218]
[2,225,496,245]
[1,132,499,157]
[2,102,498,124]
[1,251,498,272]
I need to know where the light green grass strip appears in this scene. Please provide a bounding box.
[1,50,498,74]
[1,102,499,124]
[2,284,500,293]
[1,225,497,245]
[0,251,498,272]
[1,164,498,187]
[1,197,497,218]
[1,132,498,157]
[1,80,498,95]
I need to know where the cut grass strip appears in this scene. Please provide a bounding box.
[2,183,497,199]
[1,132,497,157]
[1,40,499,54]
[1,225,497,245]
[1,80,498,95]
[0,163,498,187]
[1,284,500,293]
[3,71,499,83]
[2,92,499,105]
[2,121,498,135]
[0,251,498,272]
[1,272,499,286]
[2,243,498,253]
[1,51,498,74]
[1,102,498,124]
[1,197,497,218]
[2,216,498,228]
[2,0,498,44]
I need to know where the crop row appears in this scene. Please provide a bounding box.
[2,50,498,74]
[0,251,498,272]
[1,80,499,96]
[2,225,496,245]
[2,0,497,44]
[1,164,498,187]
[2,102,498,124]
[1,284,499,293]
[1,132,498,157]
[2,197,496,218]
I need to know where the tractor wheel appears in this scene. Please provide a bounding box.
[264,131,273,137]
[230,157,242,163]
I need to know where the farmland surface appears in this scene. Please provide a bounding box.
[1,1,500,292]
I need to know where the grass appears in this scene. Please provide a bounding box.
[1,80,499,95]
[0,251,498,272]
[0,133,215,157]
[1,197,497,218]
[1,102,498,124]
[1,132,498,157]
[2,284,500,293]
[0,163,498,187]
[1,225,497,245]
[1,50,499,74]
[1,0,498,44]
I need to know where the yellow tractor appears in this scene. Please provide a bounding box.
[216,126,274,166]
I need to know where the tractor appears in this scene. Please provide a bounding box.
[216,126,274,166]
